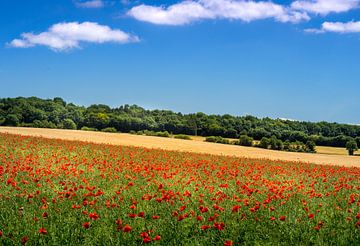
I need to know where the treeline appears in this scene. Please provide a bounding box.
[1,97,360,148]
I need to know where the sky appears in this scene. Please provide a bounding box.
[0,0,359,124]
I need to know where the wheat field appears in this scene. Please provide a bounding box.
[0,126,359,167]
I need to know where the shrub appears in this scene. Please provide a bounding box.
[305,140,316,153]
[238,135,253,146]
[32,120,57,129]
[155,131,170,138]
[101,127,117,133]
[174,134,192,140]
[269,136,283,150]
[129,130,137,135]
[81,126,98,131]
[4,114,20,126]
[258,137,270,149]
[346,140,358,156]
[61,119,77,130]
[205,136,229,144]
[205,136,217,143]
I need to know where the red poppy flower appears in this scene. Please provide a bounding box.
[224,240,233,246]
[143,237,151,243]
[89,212,99,220]
[82,222,90,229]
[201,225,211,230]
[308,213,314,219]
[21,236,29,245]
[279,216,286,221]
[153,235,161,241]
[122,225,132,233]
[38,228,47,235]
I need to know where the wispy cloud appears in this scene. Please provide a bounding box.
[291,0,359,15]
[75,0,105,8]
[9,22,139,51]
[127,0,310,26]
[305,21,360,33]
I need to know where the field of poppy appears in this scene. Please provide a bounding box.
[0,133,359,245]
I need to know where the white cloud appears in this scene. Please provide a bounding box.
[127,0,310,26]
[305,21,360,33]
[9,22,139,51]
[75,0,105,8]
[291,0,359,15]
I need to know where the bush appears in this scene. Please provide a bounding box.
[305,140,316,153]
[81,126,98,131]
[258,137,270,149]
[32,120,57,129]
[4,114,20,126]
[155,131,170,138]
[61,119,77,130]
[129,130,137,135]
[174,134,192,140]
[205,136,230,144]
[346,140,358,156]
[101,127,117,133]
[269,136,283,150]
[238,135,253,146]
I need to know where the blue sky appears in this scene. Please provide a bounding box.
[1,0,359,124]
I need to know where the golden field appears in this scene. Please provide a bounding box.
[0,126,359,167]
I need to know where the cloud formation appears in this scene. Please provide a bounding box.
[9,22,139,51]
[127,0,310,26]
[291,0,359,15]
[306,21,360,33]
[75,0,104,8]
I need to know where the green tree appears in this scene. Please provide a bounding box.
[258,137,270,149]
[346,140,358,156]
[4,114,20,126]
[61,119,77,130]
[238,135,253,146]
[305,140,316,153]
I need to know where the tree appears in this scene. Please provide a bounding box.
[346,140,358,156]
[238,135,253,146]
[4,114,20,126]
[269,136,283,150]
[258,137,270,149]
[61,119,77,130]
[305,140,316,153]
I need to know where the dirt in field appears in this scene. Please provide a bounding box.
[1,126,360,167]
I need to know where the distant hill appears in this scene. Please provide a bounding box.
[1,97,359,148]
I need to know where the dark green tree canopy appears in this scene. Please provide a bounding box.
[1,97,360,148]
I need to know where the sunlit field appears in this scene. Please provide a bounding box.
[0,133,359,245]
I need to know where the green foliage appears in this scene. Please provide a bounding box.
[355,137,360,148]
[174,134,192,140]
[4,114,20,126]
[306,140,316,153]
[137,130,171,138]
[1,97,360,148]
[61,118,77,130]
[258,137,270,149]
[269,136,284,150]
[32,120,57,129]
[237,135,253,146]
[205,136,230,144]
[81,126,98,131]
[101,127,117,133]
[346,140,358,156]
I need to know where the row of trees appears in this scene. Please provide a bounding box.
[1,97,360,149]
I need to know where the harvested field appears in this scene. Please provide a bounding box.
[0,126,360,167]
